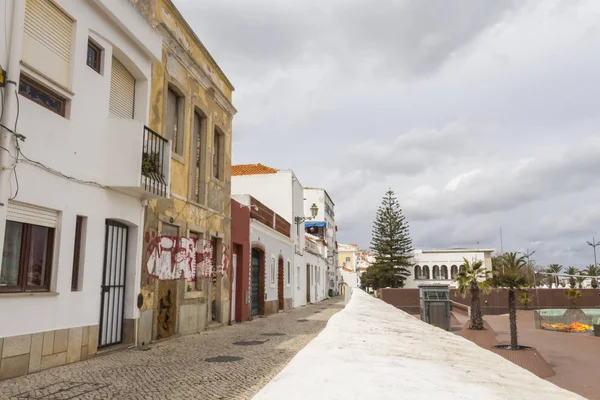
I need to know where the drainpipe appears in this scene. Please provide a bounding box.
[0,0,26,256]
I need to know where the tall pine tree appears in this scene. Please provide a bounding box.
[367,190,413,289]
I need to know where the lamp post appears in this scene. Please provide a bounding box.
[294,203,318,225]
[587,237,600,269]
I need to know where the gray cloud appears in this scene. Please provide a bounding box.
[173,0,600,267]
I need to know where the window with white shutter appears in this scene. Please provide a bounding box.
[109,57,135,119]
[22,0,73,88]
[7,201,58,228]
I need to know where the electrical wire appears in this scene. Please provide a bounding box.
[8,164,18,200]
[13,83,18,132]
[8,84,20,199]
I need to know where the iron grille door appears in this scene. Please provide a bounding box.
[251,249,260,317]
[99,220,129,347]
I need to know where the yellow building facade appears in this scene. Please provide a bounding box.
[338,243,358,271]
[132,0,236,343]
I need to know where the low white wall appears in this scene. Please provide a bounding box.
[253,291,583,400]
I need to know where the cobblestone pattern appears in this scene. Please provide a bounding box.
[0,298,345,400]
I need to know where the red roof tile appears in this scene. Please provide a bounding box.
[231,163,278,176]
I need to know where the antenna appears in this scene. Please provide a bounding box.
[500,227,504,253]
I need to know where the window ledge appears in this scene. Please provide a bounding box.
[210,177,227,189]
[184,291,203,299]
[172,153,185,164]
[0,291,59,298]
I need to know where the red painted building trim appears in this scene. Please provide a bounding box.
[230,199,251,322]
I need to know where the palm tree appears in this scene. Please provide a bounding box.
[576,274,586,289]
[546,264,563,288]
[565,266,579,289]
[457,257,492,331]
[519,291,533,310]
[565,288,581,308]
[583,265,599,289]
[492,252,528,350]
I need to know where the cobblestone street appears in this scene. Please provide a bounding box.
[0,298,344,400]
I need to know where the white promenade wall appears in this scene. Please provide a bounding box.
[253,290,583,400]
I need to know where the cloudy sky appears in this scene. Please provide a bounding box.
[174,0,600,268]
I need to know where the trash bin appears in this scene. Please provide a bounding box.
[594,324,600,337]
[328,289,333,297]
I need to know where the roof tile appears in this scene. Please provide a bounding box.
[231,163,278,176]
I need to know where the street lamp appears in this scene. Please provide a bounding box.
[587,237,600,269]
[294,203,318,225]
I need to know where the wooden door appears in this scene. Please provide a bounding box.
[278,257,284,311]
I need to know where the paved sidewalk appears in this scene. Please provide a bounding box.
[0,298,345,400]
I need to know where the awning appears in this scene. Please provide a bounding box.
[305,221,326,228]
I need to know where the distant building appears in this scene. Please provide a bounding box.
[404,249,494,289]
[231,164,307,309]
[356,249,375,275]
[338,243,358,271]
[303,188,338,296]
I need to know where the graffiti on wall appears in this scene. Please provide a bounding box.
[145,232,215,281]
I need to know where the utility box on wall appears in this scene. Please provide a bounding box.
[419,285,451,331]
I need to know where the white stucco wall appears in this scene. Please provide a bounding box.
[0,0,160,338]
[254,290,583,400]
[341,270,360,288]
[232,171,309,309]
[232,172,293,222]
[305,251,327,303]
[250,220,294,303]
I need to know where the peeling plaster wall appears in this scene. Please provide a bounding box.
[132,0,235,342]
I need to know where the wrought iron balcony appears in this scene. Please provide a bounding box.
[141,126,169,198]
[105,120,170,199]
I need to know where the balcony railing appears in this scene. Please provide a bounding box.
[141,126,168,197]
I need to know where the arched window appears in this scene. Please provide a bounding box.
[451,265,458,279]
[441,265,448,279]
[433,265,440,279]
[422,265,430,280]
[459,264,466,274]
[414,265,422,279]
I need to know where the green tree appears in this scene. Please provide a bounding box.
[565,288,581,308]
[457,258,492,330]
[583,265,599,289]
[565,266,579,289]
[491,252,528,350]
[491,253,508,274]
[576,274,586,289]
[519,291,533,309]
[367,190,413,288]
[546,264,563,288]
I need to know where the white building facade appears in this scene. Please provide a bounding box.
[303,188,338,296]
[231,167,309,308]
[233,194,294,315]
[403,249,494,289]
[0,0,164,380]
[305,234,328,303]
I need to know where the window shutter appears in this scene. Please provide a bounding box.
[109,57,135,119]
[7,201,58,228]
[23,0,73,88]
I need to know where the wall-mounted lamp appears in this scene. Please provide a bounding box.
[294,203,318,225]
